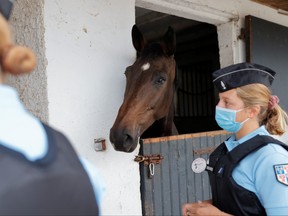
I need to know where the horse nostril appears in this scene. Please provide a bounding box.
[122,131,134,150]
[124,133,132,142]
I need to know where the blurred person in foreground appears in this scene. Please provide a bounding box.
[0,1,104,215]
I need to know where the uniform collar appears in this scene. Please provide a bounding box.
[0,84,25,109]
[0,85,48,161]
[225,126,269,151]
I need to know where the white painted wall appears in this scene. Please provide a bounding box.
[44,0,141,215]
[9,0,288,215]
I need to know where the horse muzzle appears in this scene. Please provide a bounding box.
[109,127,139,153]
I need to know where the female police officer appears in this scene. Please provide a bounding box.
[182,63,288,216]
[0,1,103,215]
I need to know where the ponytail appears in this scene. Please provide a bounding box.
[236,84,288,135]
[264,104,288,135]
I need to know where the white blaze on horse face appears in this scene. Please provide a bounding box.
[141,62,150,71]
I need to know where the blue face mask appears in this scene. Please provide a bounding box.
[215,106,249,133]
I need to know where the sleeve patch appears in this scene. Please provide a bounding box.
[274,164,288,186]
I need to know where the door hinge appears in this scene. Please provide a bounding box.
[238,28,246,40]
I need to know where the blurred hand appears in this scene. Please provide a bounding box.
[182,200,232,216]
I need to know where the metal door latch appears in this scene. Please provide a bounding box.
[134,154,164,165]
[134,154,164,178]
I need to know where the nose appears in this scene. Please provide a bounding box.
[109,127,138,152]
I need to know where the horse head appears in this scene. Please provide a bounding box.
[110,25,176,152]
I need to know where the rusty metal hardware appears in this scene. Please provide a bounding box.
[193,146,217,155]
[135,154,164,179]
[134,154,164,166]
[94,138,106,151]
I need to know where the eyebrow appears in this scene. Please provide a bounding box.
[219,95,230,100]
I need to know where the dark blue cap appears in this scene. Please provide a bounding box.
[212,62,276,92]
[0,0,13,20]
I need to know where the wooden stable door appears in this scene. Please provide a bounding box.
[245,15,288,112]
[138,131,230,216]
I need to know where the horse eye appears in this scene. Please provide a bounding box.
[155,77,166,85]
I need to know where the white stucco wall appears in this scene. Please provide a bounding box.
[8,0,48,122]
[44,0,141,215]
[8,0,288,215]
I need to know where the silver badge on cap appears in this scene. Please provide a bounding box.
[220,81,226,90]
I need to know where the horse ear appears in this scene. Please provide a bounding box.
[132,25,145,53]
[163,26,176,56]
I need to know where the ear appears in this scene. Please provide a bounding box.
[162,26,176,56]
[248,105,261,118]
[131,25,145,53]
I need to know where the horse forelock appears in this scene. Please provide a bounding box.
[140,43,165,59]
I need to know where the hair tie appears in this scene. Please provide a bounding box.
[268,95,279,110]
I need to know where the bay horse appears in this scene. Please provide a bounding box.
[110,25,177,152]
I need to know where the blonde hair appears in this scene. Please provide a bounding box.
[236,84,288,135]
